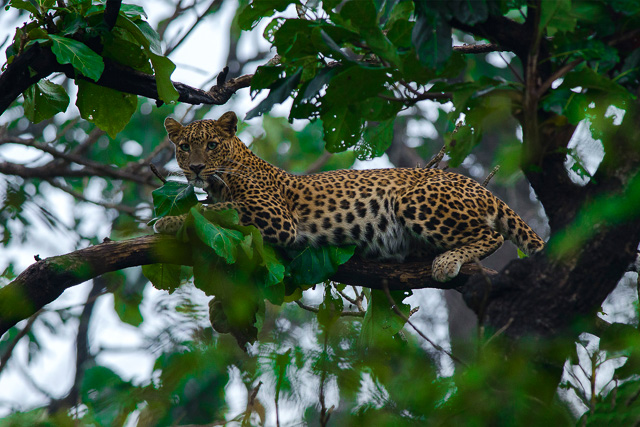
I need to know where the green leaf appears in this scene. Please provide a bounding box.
[610,0,640,15]
[194,248,264,346]
[274,348,292,402]
[250,65,284,94]
[120,4,147,19]
[102,31,153,73]
[192,208,246,264]
[113,279,144,327]
[284,245,355,286]
[249,230,285,287]
[48,34,105,81]
[324,66,393,105]
[358,118,394,160]
[387,17,414,49]
[151,181,198,219]
[300,67,338,102]
[9,0,39,16]
[318,286,344,330]
[361,96,402,122]
[562,67,630,103]
[541,88,589,124]
[338,0,401,67]
[412,4,452,69]
[321,104,363,153]
[116,15,179,103]
[445,124,477,167]
[23,80,70,123]
[540,0,576,36]
[76,80,137,138]
[148,52,179,104]
[237,0,295,30]
[586,379,640,425]
[245,68,303,120]
[360,289,411,348]
[199,209,286,287]
[134,20,162,55]
[142,263,181,293]
[81,365,137,426]
[443,0,491,25]
[446,87,513,166]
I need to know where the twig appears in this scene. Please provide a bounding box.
[482,165,500,187]
[0,135,155,185]
[150,163,167,184]
[380,91,453,104]
[69,127,105,157]
[294,300,364,317]
[304,152,333,175]
[46,179,144,218]
[382,280,466,366]
[453,43,506,54]
[424,145,446,169]
[483,317,513,347]
[536,58,583,98]
[319,333,334,427]
[241,381,263,426]
[0,310,43,374]
[15,361,55,400]
[335,287,363,312]
[498,51,524,84]
[164,0,223,56]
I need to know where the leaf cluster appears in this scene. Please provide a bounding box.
[5,0,179,136]
[238,0,466,159]
[144,181,359,345]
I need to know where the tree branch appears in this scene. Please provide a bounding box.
[0,43,253,116]
[0,234,496,337]
[453,43,506,54]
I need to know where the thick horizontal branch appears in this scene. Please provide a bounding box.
[0,235,495,337]
[334,258,495,291]
[0,235,191,337]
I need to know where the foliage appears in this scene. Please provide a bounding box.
[144,193,356,345]
[5,0,178,135]
[1,0,640,425]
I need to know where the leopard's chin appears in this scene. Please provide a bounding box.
[190,178,205,188]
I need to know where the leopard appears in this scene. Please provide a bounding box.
[154,111,545,282]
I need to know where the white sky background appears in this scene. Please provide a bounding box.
[0,1,637,423]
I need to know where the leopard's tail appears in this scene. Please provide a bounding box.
[494,199,545,255]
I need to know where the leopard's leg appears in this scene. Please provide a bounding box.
[153,202,236,235]
[154,213,188,234]
[431,229,504,282]
[395,183,504,282]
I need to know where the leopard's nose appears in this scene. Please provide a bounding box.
[189,164,205,175]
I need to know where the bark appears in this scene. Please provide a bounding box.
[446,1,640,341]
[0,43,252,115]
[0,235,191,336]
[0,234,496,338]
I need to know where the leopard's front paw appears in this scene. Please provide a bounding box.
[153,215,185,235]
[431,254,462,282]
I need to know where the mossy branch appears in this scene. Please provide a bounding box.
[0,235,495,337]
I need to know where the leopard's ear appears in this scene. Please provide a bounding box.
[164,117,183,143]
[217,111,238,137]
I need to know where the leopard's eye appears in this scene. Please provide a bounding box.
[207,141,217,150]
[179,143,190,152]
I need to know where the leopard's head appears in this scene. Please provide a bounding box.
[164,111,239,188]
